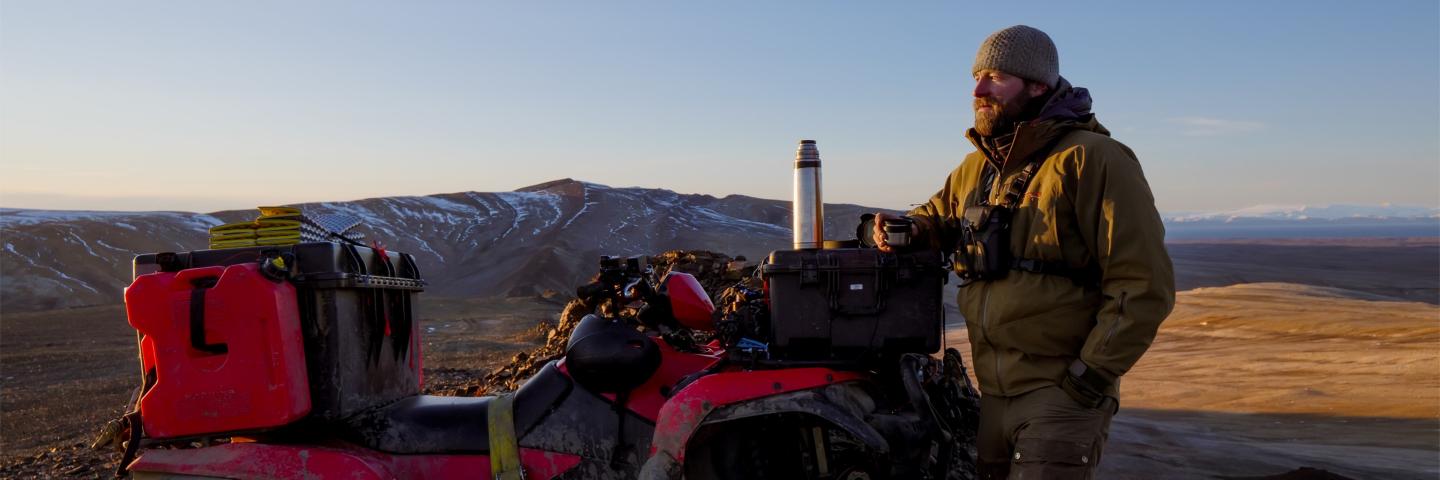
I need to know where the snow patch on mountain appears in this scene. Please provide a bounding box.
[0,209,142,226]
[0,209,222,229]
[67,232,100,258]
[94,239,129,252]
[184,214,225,230]
[50,268,99,294]
[494,191,564,235]
[418,195,478,215]
[379,196,483,226]
[564,202,598,230]
[690,207,789,234]
[316,202,390,229]
[413,237,446,264]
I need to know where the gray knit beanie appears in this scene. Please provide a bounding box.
[972,25,1059,87]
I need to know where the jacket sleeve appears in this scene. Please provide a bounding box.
[906,166,964,251]
[1071,140,1176,381]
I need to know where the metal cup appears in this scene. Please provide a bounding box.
[883,218,911,248]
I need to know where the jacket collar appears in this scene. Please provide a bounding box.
[966,77,1108,173]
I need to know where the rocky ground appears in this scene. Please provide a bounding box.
[424,250,744,397]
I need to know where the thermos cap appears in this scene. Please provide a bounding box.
[795,140,821,162]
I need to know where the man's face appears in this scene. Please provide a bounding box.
[972,69,1043,136]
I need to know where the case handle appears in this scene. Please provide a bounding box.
[340,243,369,276]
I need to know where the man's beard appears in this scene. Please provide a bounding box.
[973,90,1039,137]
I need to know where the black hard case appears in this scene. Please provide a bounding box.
[761,248,945,360]
[133,242,425,421]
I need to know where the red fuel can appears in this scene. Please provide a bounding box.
[126,263,311,439]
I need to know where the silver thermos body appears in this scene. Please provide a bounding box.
[792,139,823,250]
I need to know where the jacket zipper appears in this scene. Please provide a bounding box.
[1099,291,1127,353]
[982,124,1021,204]
[975,124,1024,396]
[979,283,1003,396]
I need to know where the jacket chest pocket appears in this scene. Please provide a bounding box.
[1013,172,1069,256]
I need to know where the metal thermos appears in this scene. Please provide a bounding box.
[793,140,823,249]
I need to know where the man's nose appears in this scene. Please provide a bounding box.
[973,79,989,98]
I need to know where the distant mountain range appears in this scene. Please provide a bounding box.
[0,179,884,312]
[2,180,1436,312]
[1165,204,1439,223]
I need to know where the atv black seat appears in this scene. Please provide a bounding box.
[343,361,572,454]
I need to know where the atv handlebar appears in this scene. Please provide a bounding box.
[576,255,658,308]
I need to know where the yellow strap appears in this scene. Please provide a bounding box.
[257,206,301,218]
[210,230,257,240]
[255,226,301,235]
[209,239,258,249]
[488,394,525,480]
[208,221,257,234]
[254,218,301,229]
[255,236,300,246]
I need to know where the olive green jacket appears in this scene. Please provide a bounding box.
[909,80,1175,399]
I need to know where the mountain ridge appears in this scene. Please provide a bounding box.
[0,179,889,312]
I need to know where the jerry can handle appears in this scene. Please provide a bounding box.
[174,269,229,355]
[172,266,225,285]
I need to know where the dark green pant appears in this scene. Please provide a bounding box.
[976,385,1115,480]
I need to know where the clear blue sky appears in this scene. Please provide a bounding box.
[2,1,1436,213]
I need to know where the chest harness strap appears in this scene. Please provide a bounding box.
[978,142,1097,286]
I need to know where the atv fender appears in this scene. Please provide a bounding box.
[638,368,870,480]
[698,383,889,454]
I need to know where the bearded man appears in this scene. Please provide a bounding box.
[875,25,1175,479]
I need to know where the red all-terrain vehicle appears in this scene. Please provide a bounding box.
[115,242,979,479]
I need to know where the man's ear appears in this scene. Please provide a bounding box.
[1026,81,1051,98]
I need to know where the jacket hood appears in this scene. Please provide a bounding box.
[1036,77,1094,124]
